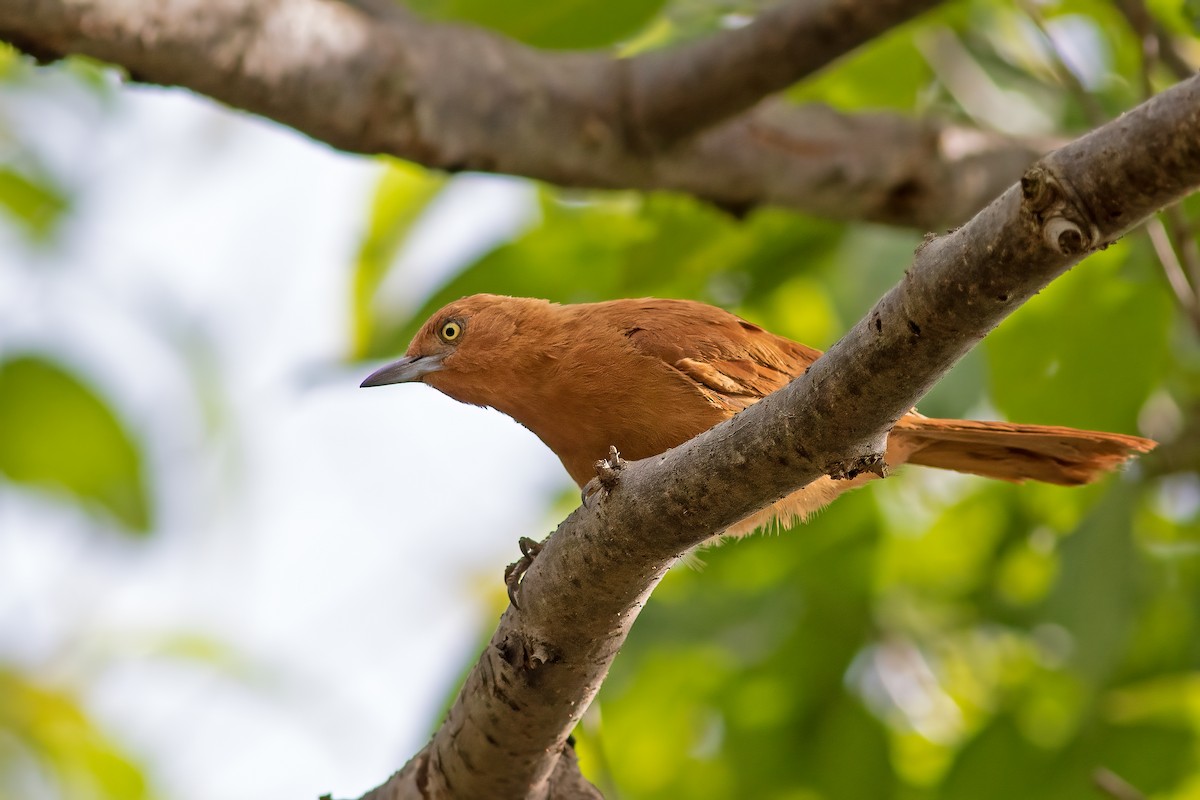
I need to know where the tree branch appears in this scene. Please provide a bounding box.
[0,0,1042,228]
[653,101,1055,226]
[355,75,1200,800]
[628,0,941,146]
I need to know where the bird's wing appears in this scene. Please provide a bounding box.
[615,300,824,413]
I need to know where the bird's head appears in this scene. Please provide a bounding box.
[359,294,552,406]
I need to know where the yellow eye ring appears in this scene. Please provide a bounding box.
[439,320,463,342]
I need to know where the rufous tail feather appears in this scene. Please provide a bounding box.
[891,417,1155,486]
[718,417,1154,542]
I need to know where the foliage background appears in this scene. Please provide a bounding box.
[1,0,1199,798]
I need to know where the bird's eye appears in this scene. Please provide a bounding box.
[439,320,463,342]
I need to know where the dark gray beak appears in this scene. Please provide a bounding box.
[360,354,444,387]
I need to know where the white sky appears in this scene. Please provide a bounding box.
[0,71,570,799]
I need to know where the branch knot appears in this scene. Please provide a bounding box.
[1020,165,1100,255]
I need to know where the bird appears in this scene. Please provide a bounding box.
[361,294,1155,538]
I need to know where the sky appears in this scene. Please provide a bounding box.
[0,67,573,799]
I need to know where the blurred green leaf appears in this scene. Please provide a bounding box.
[1041,484,1140,686]
[367,192,850,358]
[0,42,18,77]
[940,713,1194,800]
[62,55,121,93]
[351,161,445,358]
[367,193,661,356]
[586,492,894,798]
[0,166,69,240]
[880,482,1011,601]
[1128,488,1200,673]
[1158,0,1200,34]
[0,356,150,534]
[790,24,932,111]
[985,242,1172,432]
[1086,720,1196,796]
[0,668,150,800]
[407,0,667,49]
[807,695,895,798]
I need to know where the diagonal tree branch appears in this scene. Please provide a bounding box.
[627,0,941,146]
[355,74,1200,799]
[0,0,1045,229]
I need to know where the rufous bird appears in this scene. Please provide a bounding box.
[361,294,1154,538]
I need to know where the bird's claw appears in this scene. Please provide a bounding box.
[582,446,626,508]
[827,453,888,480]
[580,478,602,508]
[505,536,544,609]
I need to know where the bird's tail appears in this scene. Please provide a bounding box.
[890,417,1156,485]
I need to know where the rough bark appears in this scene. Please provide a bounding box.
[0,0,1051,228]
[356,74,1200,800]
[626,0,941,146]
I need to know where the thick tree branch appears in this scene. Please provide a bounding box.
[628,0,941,145]
[356,75,1200,799]
[0,0,1043,228]
[653,102,1054,226]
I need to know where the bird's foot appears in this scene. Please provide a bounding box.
[827,453,888,480]
[581,445,626,508]
[504,536,545,609]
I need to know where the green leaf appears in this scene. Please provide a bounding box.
[1040,484,1140,686]
[1167,0,1200,34]
[0,43,18,77]
[938,716,1034,799]
[939,714,1196,800]
[409,0,667,49]
[879,484,1012,600]
[63,55,121,93]
[1085,720,1196,796]
[789,24,933,111]
[367,192,729,357]
[367,192,851,359]
[588,493,891,799]
[0,356,151,534]
[0,668,150,799]
[366,194,652,357]
[985,242,1172,432]
[0,166,69,240]
[806,695,895,799]
[351,161,445,358]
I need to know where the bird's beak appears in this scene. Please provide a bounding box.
[359,354,444,387]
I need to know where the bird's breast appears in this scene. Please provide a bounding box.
[491,352,731,486]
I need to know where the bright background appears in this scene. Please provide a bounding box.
[0,68,565,799]
[2,2,1199,799]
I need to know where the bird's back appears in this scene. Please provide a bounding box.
[532,299,821,484]
[570,298,821,409]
